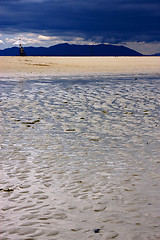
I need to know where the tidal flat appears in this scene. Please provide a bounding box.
[0,58,160,239]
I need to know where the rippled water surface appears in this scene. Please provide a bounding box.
[0,74,160,240]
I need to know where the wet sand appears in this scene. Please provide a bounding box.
[0,57,160,240]
[0,56,160,76]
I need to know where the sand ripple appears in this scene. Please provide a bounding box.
[0,74,160,239]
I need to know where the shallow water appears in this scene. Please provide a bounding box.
[0,74,160,240]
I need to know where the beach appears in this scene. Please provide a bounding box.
[0,56,160,76]
[0,56,160,240]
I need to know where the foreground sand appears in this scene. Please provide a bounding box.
[0,56,160,76]
[0,58,160,240]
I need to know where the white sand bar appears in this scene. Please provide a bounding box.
[0,56,160,76]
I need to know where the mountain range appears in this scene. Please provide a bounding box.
[0,43,143,56]
[153,53,160,56]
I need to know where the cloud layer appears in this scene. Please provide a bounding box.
[0,0,160,43]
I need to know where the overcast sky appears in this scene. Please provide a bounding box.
[0,0,160,54]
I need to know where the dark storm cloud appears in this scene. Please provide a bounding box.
[0,0,160,43]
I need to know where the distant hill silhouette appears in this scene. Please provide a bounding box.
[0,43,143,56]
[153,53,160,56]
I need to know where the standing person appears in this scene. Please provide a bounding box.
[19,44,26,56]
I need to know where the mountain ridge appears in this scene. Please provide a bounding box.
[0,43,143,56]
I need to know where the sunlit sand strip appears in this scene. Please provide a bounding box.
[0,56,160,77]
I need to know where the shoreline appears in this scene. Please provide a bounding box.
[0,56,160,77]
